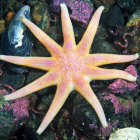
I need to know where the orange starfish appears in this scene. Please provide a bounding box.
[0,4,139,135]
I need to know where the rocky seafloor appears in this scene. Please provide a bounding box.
[0,0,140,140]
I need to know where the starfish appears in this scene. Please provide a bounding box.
[0,3,139,135]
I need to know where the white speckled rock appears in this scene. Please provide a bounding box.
[109,127,140,140]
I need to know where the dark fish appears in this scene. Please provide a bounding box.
[1,5,33,73]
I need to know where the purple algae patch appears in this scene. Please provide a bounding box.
[101,92,132,114]
[108,65,137,94]
[11,97,29,121]
[52,0,94,27]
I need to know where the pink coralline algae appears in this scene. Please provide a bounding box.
[101,92,132,114]
[0,84,15,111]
[0,89,11,111]
[88,121,119,137]
[52,0,94,27]
[11,97,29,121]
[108,65,137,94]
[0,86,14,129]
[101,121,119,137]
[0,84,29,122]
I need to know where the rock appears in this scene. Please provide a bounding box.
[0,68,25,89]
[116,0,135,13]
[102,5,124,28]
[92,40,118,54]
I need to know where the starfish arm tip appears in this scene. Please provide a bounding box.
[135,53,139,59]
[60,3,66,8]
[3,95,9,101]
[0,55,3,60]
[20,16,23,21]
[126,73,137,81]
[4,94,16,101]
[36,129,42,135]
[131,76,137,81]
[99,5,105,11]
[103,122,108,128]
[20,16,27,23]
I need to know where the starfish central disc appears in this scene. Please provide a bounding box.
[59,54,83,73]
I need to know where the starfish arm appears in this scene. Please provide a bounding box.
[83,66,136,81]
[0,55,57,71]
[60,3,76,53]
[77,6,104,56]
[4,71,60,101]
[73,73,108,128]
[37,73,72,135]
[21,17,63,57]
[84,53,139,66]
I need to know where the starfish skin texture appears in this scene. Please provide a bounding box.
[0,4,139,135]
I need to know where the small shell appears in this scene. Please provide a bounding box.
[109,127,140,140]
[1,5,33,73]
